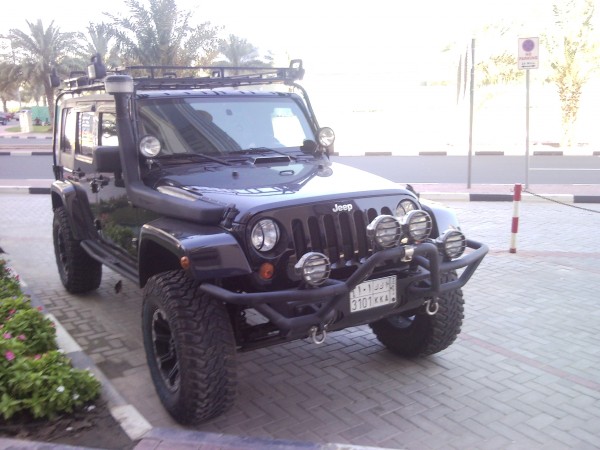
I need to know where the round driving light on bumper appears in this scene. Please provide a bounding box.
[295,252,331,286]
[402,210,432,242]
[367,215,402,249]
[251,219,280,252]
[437,229,466,259]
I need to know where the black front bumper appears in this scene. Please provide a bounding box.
[200,240,488,339]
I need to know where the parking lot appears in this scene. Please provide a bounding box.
[1,194,599,449]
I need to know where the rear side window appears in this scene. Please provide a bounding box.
[78,112,96,157]
[100,113,118,146]
[61,109,76,154]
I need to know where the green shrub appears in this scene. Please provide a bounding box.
[0,258,101,420]
[0,260,21,298]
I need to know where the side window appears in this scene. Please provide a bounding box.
[100,113,119,146]
[62,109,76,153]
[78,112,96,157]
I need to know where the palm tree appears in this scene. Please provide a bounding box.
[545,0,598,147]
[0,61,21,112]
[217,35,269,67]
[106,0,221,67]
[9,20,80,121]
[80,23,121,68]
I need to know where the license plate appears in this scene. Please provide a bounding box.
[349,276,397,313]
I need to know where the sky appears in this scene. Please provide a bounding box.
[0,0,551,79]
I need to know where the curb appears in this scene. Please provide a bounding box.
[420,192,600,204]
[6,278,395,450]
[16,278,153,442]
[0,135,52,140]
[0,151,52,156]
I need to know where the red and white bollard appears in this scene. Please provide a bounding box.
[510,183,522,253]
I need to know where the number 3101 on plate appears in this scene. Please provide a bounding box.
[349,275,397,313]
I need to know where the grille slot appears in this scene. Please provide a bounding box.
[292,209,379,266]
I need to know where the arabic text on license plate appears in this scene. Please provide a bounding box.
[349,276,397,313]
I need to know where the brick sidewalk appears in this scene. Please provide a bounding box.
[1,196,600,449]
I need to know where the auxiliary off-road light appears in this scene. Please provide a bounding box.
[396,199,417,218]
[251,219,280,252]
[437,229,467,259]
[317,127,335,147]
[139,135,162,157]
[295,252,331,286]
[402,210,432,242]
[367,215,403,249]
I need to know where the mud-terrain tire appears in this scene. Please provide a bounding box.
[142,270,237,425]
[53,206,102,293]
[370,271,464,357]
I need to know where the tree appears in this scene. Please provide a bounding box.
[9,20,80,121]
[106,0,221,67]
[544,0,598,146]
[0,62,21,112]
[80,23,121,68]
[216,35,269,67]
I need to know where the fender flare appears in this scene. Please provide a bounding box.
[421,200,461,237]
[50,180,97,241]
[138,217,252,287]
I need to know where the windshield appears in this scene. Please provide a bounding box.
[137,96,315,156]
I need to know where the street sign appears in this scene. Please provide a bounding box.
[518,37,539,70]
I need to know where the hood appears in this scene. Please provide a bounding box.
[147,159,415,221]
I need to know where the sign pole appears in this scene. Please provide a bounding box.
[467,38,475,189]
[518,37,539,190]
[525,69,530,189]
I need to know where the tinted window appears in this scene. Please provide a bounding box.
[79,112,95,157]
[62,109,76,153]
[100,113,118,146]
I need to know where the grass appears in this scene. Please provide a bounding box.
[4,125,52,133]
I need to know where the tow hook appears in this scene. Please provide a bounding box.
[309,325,328,344]
[424,298,440,316]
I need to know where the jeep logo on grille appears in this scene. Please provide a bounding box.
[332,203,353,213]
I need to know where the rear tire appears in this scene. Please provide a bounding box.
[370,271,464,357]
[142,270,237,425]
[53,206,102,293]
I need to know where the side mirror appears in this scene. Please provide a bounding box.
[94,146,122,173]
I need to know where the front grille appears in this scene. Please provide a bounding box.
[291,207,392,267]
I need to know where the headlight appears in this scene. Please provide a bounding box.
[402,210,432,242]
[139,135,161,157]
[396,199,418,217]
[317,127,335,147]
[295,252,331,286]
[437,229,466,259]
[251,219,280,252]
[367,215,402,249]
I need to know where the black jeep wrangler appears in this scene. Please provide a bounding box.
[50,55,487,425]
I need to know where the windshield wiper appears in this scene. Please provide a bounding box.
[153,153,230,166]
[230,147,297,161]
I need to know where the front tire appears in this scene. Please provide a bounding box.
[53,206,102,293]
[142,270,237,425]
[370,271,464,357]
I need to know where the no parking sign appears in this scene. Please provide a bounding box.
[518,37,539,69]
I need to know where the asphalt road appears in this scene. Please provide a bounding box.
[1,151,600,185]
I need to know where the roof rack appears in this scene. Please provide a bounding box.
[53,54,305,93]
